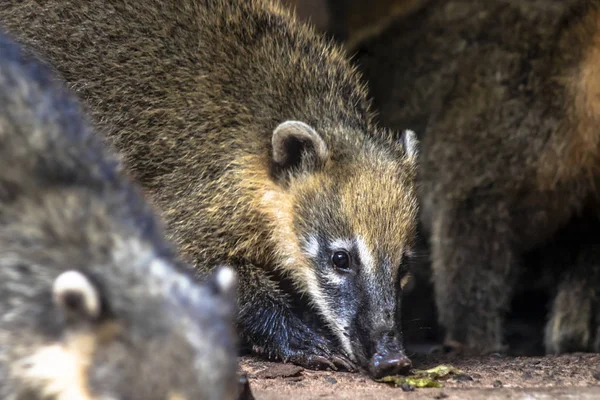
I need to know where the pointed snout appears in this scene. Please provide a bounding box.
[364,329,412,378]
[368,349,412,378]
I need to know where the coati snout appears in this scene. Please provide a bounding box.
[368,333,412,378]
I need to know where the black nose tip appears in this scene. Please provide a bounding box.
[369,352,412,378]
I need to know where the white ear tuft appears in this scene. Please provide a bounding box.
[52,270,100,319]
[401,129,419,159]
[272,120,328,170]
[214,266,237,294]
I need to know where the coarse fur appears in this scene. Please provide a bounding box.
[0,30,238,400]
[0,0,419,377]
[355,0,600,354]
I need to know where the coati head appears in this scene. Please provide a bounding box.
[74,263,239,400]
[265,121,419,378]
[3,202,239,400]
[1,143,240,398]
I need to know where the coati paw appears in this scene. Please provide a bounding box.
[286,353,336,370]
[283,323,357,371]
[248,330,356,371]
[545,275,599,354]
[330,354,357,372]
[546,316,596,354]
[283,333,356,371]
[545,298,596,354]
[285,351,356,372]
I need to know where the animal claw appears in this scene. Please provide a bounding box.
[331,355,357,372]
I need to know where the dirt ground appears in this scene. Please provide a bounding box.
[240,353,600,399]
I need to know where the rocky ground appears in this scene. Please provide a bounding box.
[240,353,600,399]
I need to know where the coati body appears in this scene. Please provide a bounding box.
[0,30,239,400]
[0,0,420,377]
[355,0,600,354]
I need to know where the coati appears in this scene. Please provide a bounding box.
[0,0,420,377]
[354,0,600,354]
[0,29,239,400]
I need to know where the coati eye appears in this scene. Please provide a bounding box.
[331,251,350,270]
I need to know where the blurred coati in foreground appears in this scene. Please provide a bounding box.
[0,29,239,400]
[0,0,420,378]
[355,0,600,355]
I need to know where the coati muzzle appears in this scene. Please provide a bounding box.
[367,332,412,378]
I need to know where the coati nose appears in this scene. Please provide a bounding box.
[369,351,412,378]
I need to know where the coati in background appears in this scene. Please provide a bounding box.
[0,0,420,378]
[353,0,600,355]
[282,0,430,47]
[0,29,239,400]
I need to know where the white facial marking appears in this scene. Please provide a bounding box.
[323,270,344,285]
[303,235,320,258]
[303,270,354,359]
[301,236,352,355]
[53,271,100,318]
[18,336,95,400]
[330,238,353,251]
[355,237,375,274]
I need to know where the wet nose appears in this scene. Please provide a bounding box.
[369,351,412,378]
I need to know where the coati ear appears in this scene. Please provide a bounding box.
[205,265,237,297]
[400,130,419,160]
[53,270,101,322]
[272,120,329,173]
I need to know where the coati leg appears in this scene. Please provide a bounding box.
[235,262,356,371]
[430,201,518,354]
[545,242,600,354]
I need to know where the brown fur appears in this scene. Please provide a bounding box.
[355,0,600,354]
[539,3,600,189]
[0,0,419,376]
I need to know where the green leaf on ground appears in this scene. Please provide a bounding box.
[375,364,464,389]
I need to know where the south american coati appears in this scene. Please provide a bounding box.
[0,28,239,400]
